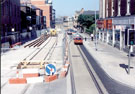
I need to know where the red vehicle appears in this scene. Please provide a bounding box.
[74,37,83,45]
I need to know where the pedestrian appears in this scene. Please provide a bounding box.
[91,34,94,41]
[85,37,87,41]
[9,38,12,48]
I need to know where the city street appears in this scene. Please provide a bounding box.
[1,0,135,94]
[1,27,135,94]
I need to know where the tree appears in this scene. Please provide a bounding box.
[77,14,94,28]
[77,14,99,32]
[86,24,95,34]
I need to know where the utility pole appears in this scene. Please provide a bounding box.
[95,10,97,51]
[128,46,131,74]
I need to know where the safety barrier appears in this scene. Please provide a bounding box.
[8,33,70,84]
[9,78,27,84]
[10,42,22,48]
[22,69,39,78]
[26,77,44,84]
[8,60,70,84]
[45,75,58,82]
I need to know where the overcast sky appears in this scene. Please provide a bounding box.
[53,0,99,17]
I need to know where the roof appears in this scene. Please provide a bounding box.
[83,10,99,15]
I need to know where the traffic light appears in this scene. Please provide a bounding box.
[128,29,135,45]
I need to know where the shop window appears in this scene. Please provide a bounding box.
[115,30,120,43]
[109,30,113,43]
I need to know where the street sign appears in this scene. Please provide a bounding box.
[128,29,135,45]
[45,64,56,76]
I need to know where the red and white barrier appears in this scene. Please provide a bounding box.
[22,68,39,78]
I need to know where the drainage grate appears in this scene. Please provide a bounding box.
[72,55,80,57]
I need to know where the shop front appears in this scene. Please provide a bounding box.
[107,19,113,45]
[113,16,135,50]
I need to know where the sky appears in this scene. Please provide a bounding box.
[53,0,99,17]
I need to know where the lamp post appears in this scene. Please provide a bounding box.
[95,10,98,51]
[11,28,15,32]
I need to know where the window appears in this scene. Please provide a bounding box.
[17,7,20,17]
[12,5,14,16]
[10,3,12,16]
[15,5,16,17]
[5,1,8,16]
[2,4,4,16]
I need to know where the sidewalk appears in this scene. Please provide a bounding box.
[81,33,135,88]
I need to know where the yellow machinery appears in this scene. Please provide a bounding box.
[50,29,57,36]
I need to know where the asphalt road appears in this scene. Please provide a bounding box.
[79,45,135,94]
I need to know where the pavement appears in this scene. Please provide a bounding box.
[80,33,135,88]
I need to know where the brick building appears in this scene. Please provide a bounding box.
[51,9,55,28]
[31,0,53,28]
[20,4,37,32]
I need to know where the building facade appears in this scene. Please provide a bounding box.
[73,8,84,27]
[51,9,55,28]
[21,4,37,32]
[31,0,53,28]
[1,0,21,45]
[98,0,135,52]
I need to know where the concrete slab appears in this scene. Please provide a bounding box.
[70,42,99,94]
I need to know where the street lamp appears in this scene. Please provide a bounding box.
[95,10,98,51]
[11,28,15,32]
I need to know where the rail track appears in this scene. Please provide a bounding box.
[24,36,52,61]
[68,40,105,94]
[19,37,58,94]
[68,39,76,94]
[76,45,106,94]
[24,34,49,48]
[17,36,58,69]
[1,35,58,94]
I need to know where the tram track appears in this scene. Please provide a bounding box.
[19,36,58,94]
[19,37,58,94]
[1,36,58,93]
[30,37,58,61]
[76,45,105,94]
[25,36,52,61]
[68,38,107,94]
[69,40,76,94]
[69,44,104,94]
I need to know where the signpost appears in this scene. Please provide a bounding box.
[45,64,56,76]
[127,29,135,74]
